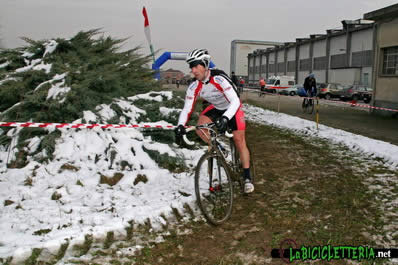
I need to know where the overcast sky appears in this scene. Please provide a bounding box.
[1,0,397,74]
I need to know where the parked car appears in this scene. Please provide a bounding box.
[362,91,372,103]
[296,85,307,97]
[339,85,373,103]
[279,84,300,96]
[318,83,345,100]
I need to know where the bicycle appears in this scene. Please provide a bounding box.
[302,91,315,114]
[183,123,256,225]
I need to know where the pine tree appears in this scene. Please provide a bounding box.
[0,29,159,123]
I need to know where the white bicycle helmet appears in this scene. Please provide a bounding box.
[186,48,211,68]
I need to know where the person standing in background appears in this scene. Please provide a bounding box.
[259,77,266,97]
[231,71,238,87]
[239,77,245,93]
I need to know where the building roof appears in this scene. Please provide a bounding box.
[248,19,373,57]
[364,3,398,21]
[232,39,282,46]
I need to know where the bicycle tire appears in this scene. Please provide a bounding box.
[230,140,244,192]
[230,140,256,193]
[302,98,308,113]
[308,98,314,114]
[194,151,233,225]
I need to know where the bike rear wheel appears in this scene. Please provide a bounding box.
[230,140,256,193]
[302,98,308,113]
[307,98,314,114]
[194,151,233,225]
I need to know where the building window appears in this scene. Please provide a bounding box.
[277,62,285,73]
[363,73,369,86]
[287,61,296,72]
[382,46,398,75]
[269,64,275,73]
[330,54,347,69]
[261,64,267,74]
[352,50,373,67]
[299,58,311,71]
[313,56,327,70]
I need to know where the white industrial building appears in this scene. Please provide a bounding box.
[230,40,282,79]
[247,20,374,86]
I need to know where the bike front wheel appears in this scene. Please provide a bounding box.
[302,98,308,113]
[194,152,233,225]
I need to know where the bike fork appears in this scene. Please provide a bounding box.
[208,156,222,192]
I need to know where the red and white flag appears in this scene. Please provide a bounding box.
[142,6,155,62]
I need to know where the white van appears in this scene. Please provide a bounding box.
[265,76,296,93]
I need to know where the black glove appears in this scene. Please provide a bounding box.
[215,116,229,134]
[174,125,186,144]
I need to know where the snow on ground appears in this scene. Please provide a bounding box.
[0,91,204,261]
[244,104,398,168]
[1,95,397,262]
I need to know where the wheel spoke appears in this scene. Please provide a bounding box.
[195,153,233,225]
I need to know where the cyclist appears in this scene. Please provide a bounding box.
[303,73,317,98]
[175,48,254,193]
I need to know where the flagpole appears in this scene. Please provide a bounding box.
[149,44,155,64]
[142,7,156,65]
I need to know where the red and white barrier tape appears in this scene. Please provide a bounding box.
[0,122,186,129]
[315,98,398,112]
[243,89,398,113]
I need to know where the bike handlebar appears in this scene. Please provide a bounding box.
[182,123,233,146]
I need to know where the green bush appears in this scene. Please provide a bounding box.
[142,146,187,173]
[0,29,159,123]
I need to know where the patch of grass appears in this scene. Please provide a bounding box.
[51,191,62,201]
[133,174,148,186]
[52,241,69,262]
[76,180,84,186]
[120,160,132,171]
[7,149,29,169]
[73,234,93,257]
[142,146,187,173]
[125,220,134,240]
[99,172,124,186]
[59,163,79,172]
[0,257,13,265]
[34,130,61,163]
[33,228,51,236]
[171,207,183,222]
[24,248,42,265]
[24,176,33,186]
[4,200,14,206]
[104,231,114,249]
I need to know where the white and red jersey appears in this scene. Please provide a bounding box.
[178,69,241,126]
